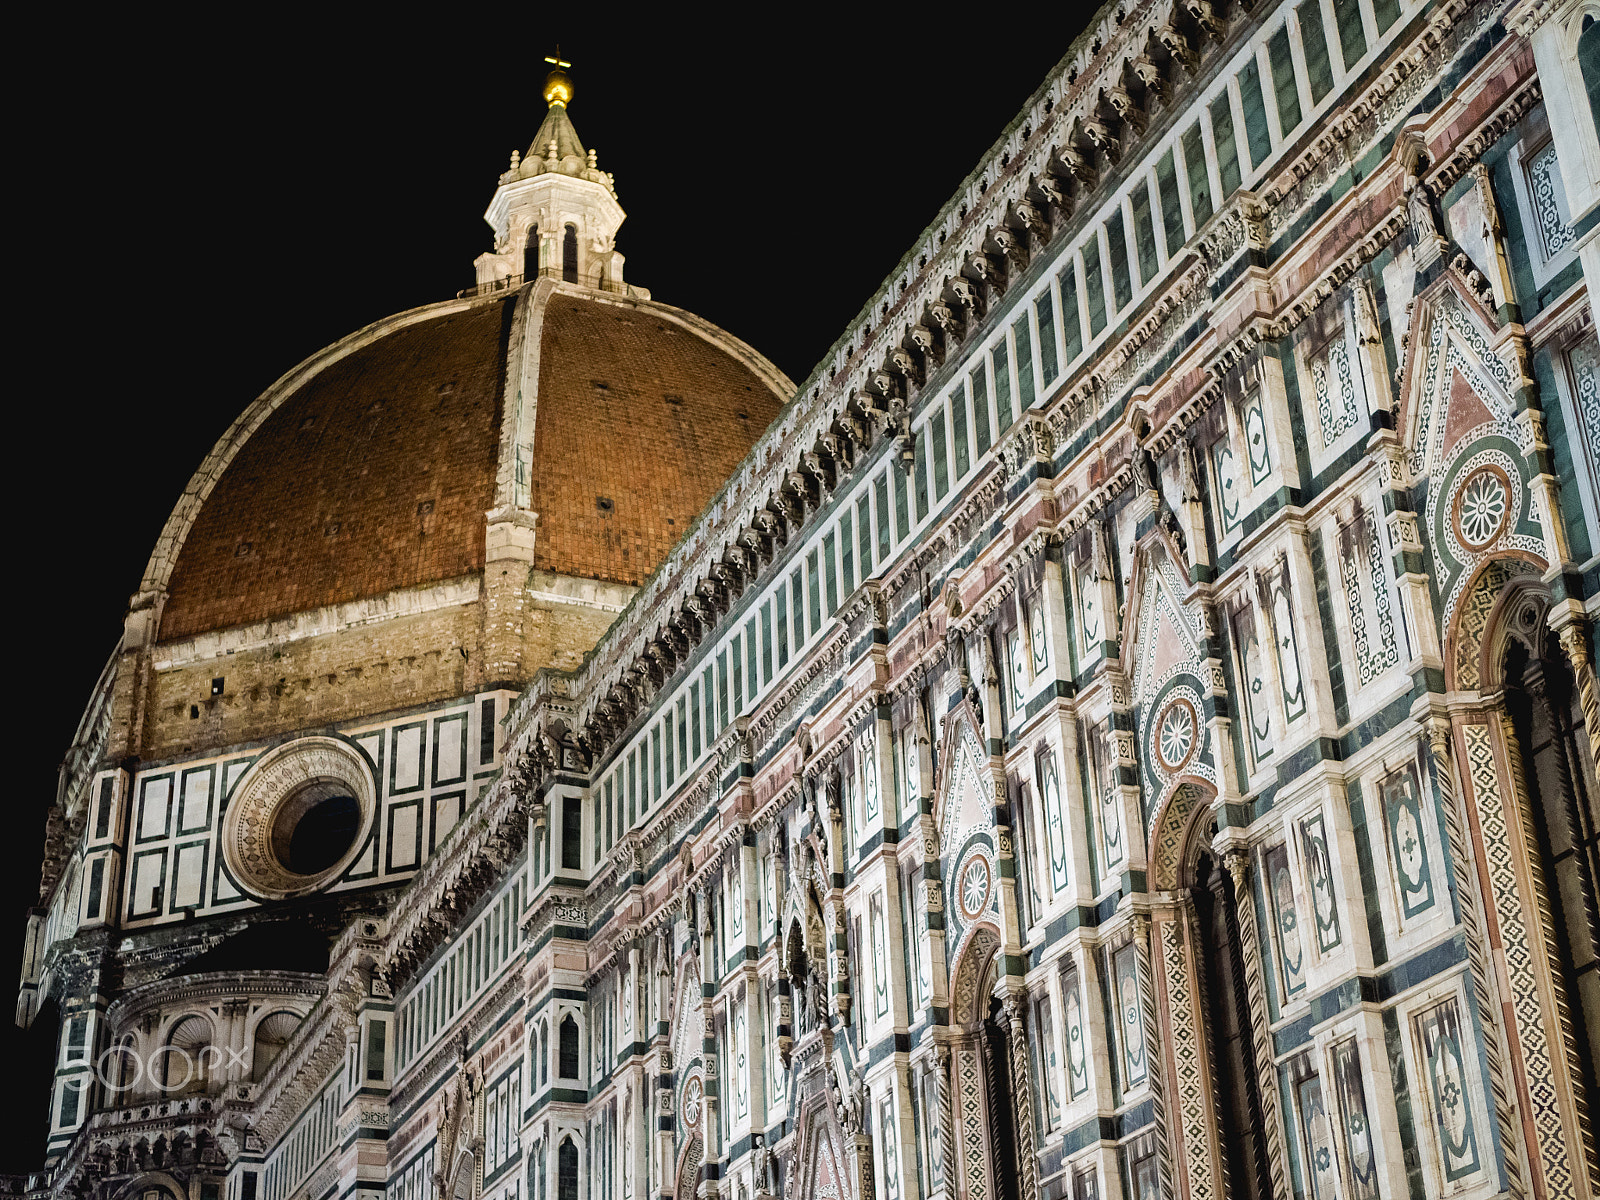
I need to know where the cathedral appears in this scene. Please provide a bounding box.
[17,4,1600,1200]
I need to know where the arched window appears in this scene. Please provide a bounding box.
[252,1010,300,1082]
[559,1014,579,1079]
[163,1015,213,1095]
[1191,847,1272,1199]
[1499,594,1599,1097]
[558,1136,579,1200]
[523,226,540,280]
[562,225,578,284]
[1581,14,1600,140]
[539,1020,549,1087]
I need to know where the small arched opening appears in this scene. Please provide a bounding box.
[107,1032,140,1103]
[252,1010,300,1082]
[161,1015,213,1096]
[558,1014,579,1079]
[522,226,540,280]
[558,1135,579,1200]
[562,225,579,283]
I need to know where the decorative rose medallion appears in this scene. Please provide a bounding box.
[957,853,992,921]
[1453,465,1511,551]
[1155,697,1199,772]
[681,1074,704,1131]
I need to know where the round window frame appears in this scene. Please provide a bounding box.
[681,1072,705,1132]
[1154,696,1200,774]
[957,851,993,922]
[221,736,376,901]
[1452,463,1514,553]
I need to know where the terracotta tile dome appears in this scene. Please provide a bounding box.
[528,293,785,586]
[157,287,788,642]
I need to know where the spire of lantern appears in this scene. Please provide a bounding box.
[472,50,635,295]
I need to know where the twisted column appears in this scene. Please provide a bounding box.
[1557,625,1600,792]
[1223,853,1290,1200]
[1427,721,1525,1200]
[999,994,1040,1200]
[935,1044,957,1197]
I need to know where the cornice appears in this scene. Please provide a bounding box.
[505,0,1264,772]
[106,971,325,1032]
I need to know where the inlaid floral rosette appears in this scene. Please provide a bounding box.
[1452,463,1512,552]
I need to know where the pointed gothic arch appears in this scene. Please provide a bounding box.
[1149,787,1266,1200]
[1146,779,1215,894]
[672,1133,703,1200]
[944,923,1025,1200]
[948,924,1002,1032]
[1442,562,1600,1195]
[1444,552,1548,692]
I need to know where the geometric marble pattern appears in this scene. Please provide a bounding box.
[1160,916,1215,1200]
[1463,722,1575,1200]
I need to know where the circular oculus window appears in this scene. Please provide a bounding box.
[1453,465,1512,552]
[222,736,376,901]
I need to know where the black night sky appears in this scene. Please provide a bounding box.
[6,11,1091,1157]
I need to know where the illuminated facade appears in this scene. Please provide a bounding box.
[20,6,1600,1200]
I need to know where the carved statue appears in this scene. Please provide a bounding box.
[834,1065,869,1136]
[1353,279,1383,347]
[756,1143,777,1197]
[1089,519,1113,582]
[1176,438,1202,503]
[1131,439,1158,494]
[1407,177,1442,246]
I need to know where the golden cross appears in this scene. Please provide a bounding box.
[544,47,571,69]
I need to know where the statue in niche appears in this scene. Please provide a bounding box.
[1131,438,1158,494]
[1406,171,1446,263]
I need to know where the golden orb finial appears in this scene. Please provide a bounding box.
[543,48,573,107]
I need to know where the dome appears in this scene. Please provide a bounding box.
[529,292,784,584]
[153,284,789,644]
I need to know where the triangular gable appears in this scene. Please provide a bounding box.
[672,957,702,1069]
[1122,542,1203,706]
[1398,286,1520,480]
[935,705,991,850]
[798,1095,850,1200]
